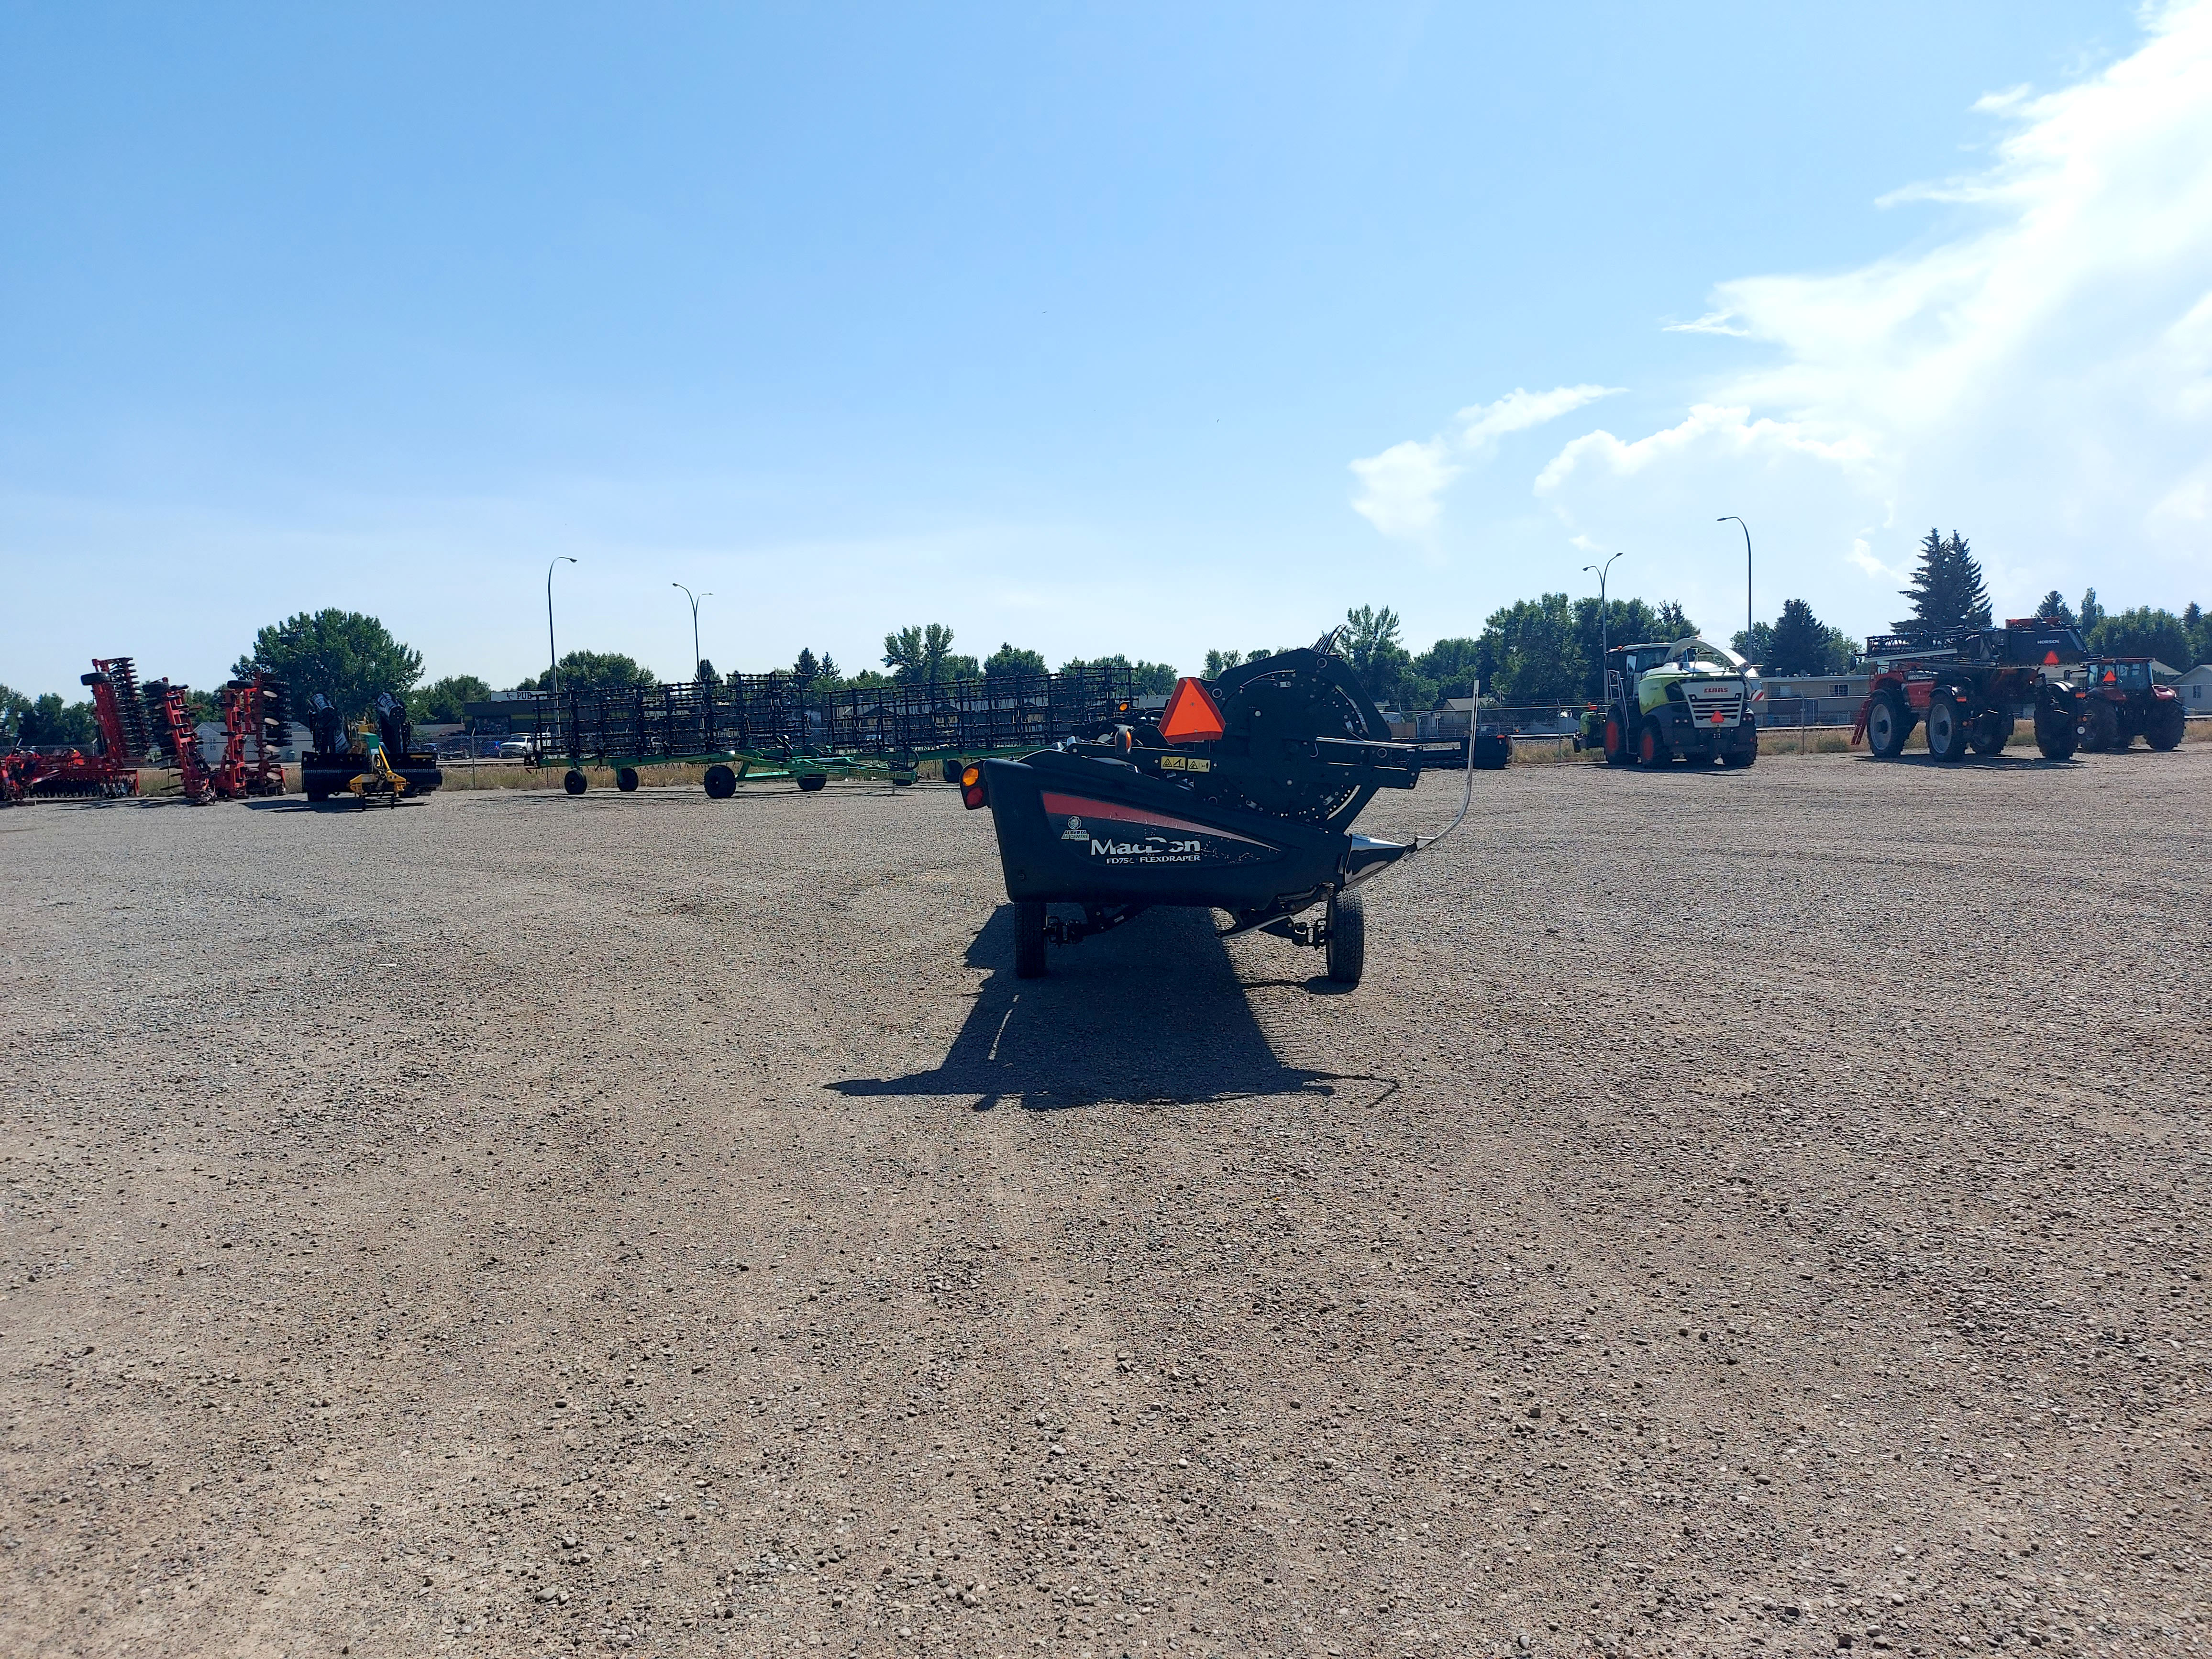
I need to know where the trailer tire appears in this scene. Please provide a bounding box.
[703,764,737,798]
[1013,900,1048,979]
[1637,717,1670,768]
[563,769,587,795]
[1925,694,1969,761]
[1603,717,1633,766]
[1865,690,1910,758]
[1325,886,1365,986]
[616,766,640,793]
[2149,699,2186,751]
[796,773,828,793]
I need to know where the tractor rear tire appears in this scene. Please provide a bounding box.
[1925,694,1969,761]
[616,766,640,793]
[1603,716,1634,766]
[2082,699,2119,752]
[797,773,828,793]
[1637,718,1670,768]
[2149,699,2186,751]
[563,769,587,795]
[1325,886,1366,986]
[1866,691,1911,758]
[703,764,736,798]
[1013,900,1048,980]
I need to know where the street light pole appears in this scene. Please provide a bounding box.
[547,557,578,704]
[672,583,712,681]
[1582,550,1625,685]
[1718,516,1751,652]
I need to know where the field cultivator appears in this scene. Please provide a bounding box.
[1,656,154,804]
[962,632,1475,987]
[210,673,291,799]
[142,678,215,803]
[526,666,1140,796]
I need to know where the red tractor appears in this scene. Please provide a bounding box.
[2074,657,2187,752]
[1854,619,2087,763]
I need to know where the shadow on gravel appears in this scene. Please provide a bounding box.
[831,904,1367,1112]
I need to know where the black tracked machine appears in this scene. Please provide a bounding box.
[301,692,445,803]
[961,632,1476,987]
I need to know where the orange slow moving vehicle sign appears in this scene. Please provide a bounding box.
[1159,677,1227,743]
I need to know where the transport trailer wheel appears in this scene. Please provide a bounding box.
[1324,886,1366,985]
[1970,714,2014,755]
[563,769,587,795]
[616,766,640,793]
[1637,718,1670,768]
[1013,900,1048,979]
[1603,717,1633,766]
[796,773,828,793]
[703,764,737,798]
[1924,694,1969,761]
[2149,699,2186,751]
[2034,705,2079,760]
[1865,690,1911,758]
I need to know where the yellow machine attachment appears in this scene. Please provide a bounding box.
[345,743,410,808]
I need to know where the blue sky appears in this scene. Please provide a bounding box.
[6,0,2207,697]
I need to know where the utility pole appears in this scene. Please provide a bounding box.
[672,583,712,680]
[1718,516,1751,652]
[1582,551,1625,678]
[547,557,578,704]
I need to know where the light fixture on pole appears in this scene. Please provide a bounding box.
[1718,516,1751,651]
[1582,551,1625,673]
[547,557,578,705]
[672,583,712,682]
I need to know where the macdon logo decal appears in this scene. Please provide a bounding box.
[1037,791,1277,866]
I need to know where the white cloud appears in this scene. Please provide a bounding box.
[1530,0,2212,631]
[1349,383,1616,539]
[1662,310,1749,337]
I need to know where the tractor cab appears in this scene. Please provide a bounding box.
[2083,658,2152,695]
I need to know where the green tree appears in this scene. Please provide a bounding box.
[517,651,657,694]
[2038,590,2076,626]
[234,609,425,720]
[1342,604,1412,704]
[983,642,1049,678]
[1653,600,1698,638]
[794,649,822,687]
[415,674,492,722]
[1202,648,1243,677]
[884,623,968,683]
[1061,654,1178,695]
[1479,593,1585,705]
[1739,599,1854,677]
[1894,530,1991,633]
[0,683,29,745]
[14,692,99,747]
[2185,602,2209,665]
[2078,587,2105,633]
[1412,637,1489,700]
[2088,606,2196,670]
[695,658,720,687]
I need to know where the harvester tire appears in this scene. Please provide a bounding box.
[563,769,587,795]
[2149,700,2186,751]
[1925,694,1969,761]
[1325,886,1365,986]
[1603,717,1633,766]
[1866,690,1911,758]
[1721,728,1757,768]
[1637,718,1670,768]
[1013,900,1048,979]
[797,773,828,793]
[616,767,640,793]
[703,764,737,798]
[2082,699,2119,752]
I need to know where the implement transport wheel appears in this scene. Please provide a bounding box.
[797,773,828,793]
[1865,690,1910,758]
[1013,900,1048,979]
[563,769,587,795]
[1324,885,1365,986]
[1924,694,1969,761]
[2149,700,2186,751]
[616,766,640,793]
[1603,717,1633,766]
[2035,708,2079,760]
[703,764,736,799]
[1637,718,1669,769]
[1970,713,2014,756]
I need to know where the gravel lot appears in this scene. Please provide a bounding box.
[3,746,2208,1659]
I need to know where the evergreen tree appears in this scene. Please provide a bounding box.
[1653,600,1697,638]
[1760,599,1853,677]
[794,648,821,687]
[1895,530,1991,633]
[2078,587,2104,633]
[2038,590,2075,626]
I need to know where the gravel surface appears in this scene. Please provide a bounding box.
[3,747,2208,1659]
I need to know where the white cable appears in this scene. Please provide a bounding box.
[1412,676,1482,853]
